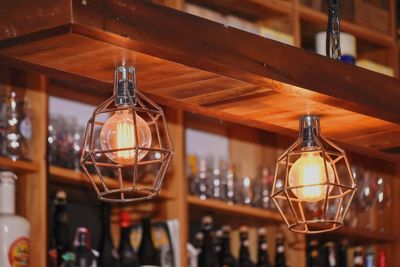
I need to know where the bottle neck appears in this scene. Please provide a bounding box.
[0,180,15,214]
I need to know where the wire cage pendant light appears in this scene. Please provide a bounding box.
[80,65,173,203]
[271,115,356,234]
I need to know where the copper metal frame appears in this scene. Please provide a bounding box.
[271,115,356,234]
[80,66,174,203]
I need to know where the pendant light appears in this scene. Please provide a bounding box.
[80,65,173,202]
[271,115,356,233]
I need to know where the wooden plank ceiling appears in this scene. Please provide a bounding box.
[0,0,399,161]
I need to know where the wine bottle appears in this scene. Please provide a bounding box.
[53,190,71,267]
[307,240,319,267]
[118,211,139,267]
[325,242,337,267]
[353,247,363,267]
[336,240,347,267]
[138,218,161,266]
[215,229,223,257]
[257,228,270,267]
[198,216,219,267]
[0,172,30,267]
[194,232,204,250]
[98,203,118,267]
[378,250,386,267]
[219,225,237,267]
[238,226,253,267]
[274,233,286,267]
[365,247,375,267]
[74,227,97,267]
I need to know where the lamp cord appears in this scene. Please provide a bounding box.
[326,0,341,60]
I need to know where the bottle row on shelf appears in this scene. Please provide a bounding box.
[0,91,33,161]
[189,215,388,267]
[188,216,284,267]
[50,190,179,267]
[306,239,386,267]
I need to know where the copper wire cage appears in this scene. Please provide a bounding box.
[80,66,173,203]
[271,115,356,234]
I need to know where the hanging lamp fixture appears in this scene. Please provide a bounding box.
[271,115,356,233]
[81,65,173,202]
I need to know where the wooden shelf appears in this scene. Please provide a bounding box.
[0,156,40,174]
[49,166,175,200]
[187,195,283,225]
[187,195,396,244]
[299,5,394,47]
[187,0,292,19]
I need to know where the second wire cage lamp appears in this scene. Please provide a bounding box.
[272,115,356,234]
[81,66,173,203]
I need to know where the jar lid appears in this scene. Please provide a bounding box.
[0,171,17,184]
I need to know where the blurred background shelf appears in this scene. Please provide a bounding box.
[49,166,176,200]
[187,195,283,226]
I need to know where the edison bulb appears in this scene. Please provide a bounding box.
[100,110,151,164]
[288,151,334,202]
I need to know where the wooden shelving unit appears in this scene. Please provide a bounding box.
[0,156,40,174]
[49,166,176,200]
[0,1,399,266]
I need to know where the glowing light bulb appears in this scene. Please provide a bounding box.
[100,109,151,164]
[288,151,334,202]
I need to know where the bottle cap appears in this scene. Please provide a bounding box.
[276,232,284,239]
[216,230,223,237]
[258,227,267,235]
[310,240,319,246]
[222,225,231,232]
[202,215,213,225]
[74,227,90,248]
[195,232,204,240]
[0,171,17,184]
[239,226,249,233]
[56,190,67,200]
[120,210,132,228]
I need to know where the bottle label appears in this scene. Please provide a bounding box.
[244,240,249,247]
[261,243,267,250]
[354,256,363,265]
[277,245,284,253]
[20,118,32,140]
[8,237,30,266]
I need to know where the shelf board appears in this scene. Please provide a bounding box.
[299,5,394,47]
[187,195,396,243]
[187,195,283,225]
[49,166,175,200]
[0,156,40,174]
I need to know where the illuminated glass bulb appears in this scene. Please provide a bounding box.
[100,109,151,164]
[288,151,334,202]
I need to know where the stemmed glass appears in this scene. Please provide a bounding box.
[375,175,391,233]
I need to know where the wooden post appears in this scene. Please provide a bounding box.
[164,107,188,267]
[25,73,48,267]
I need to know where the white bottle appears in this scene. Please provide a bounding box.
[0,171,30,267]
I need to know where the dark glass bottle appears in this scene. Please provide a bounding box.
[274,233,286,267]
[74,227,97,267]
[198,216,219,267]
[52,190,71,267]
[306,240,319,267]
[324,242,337,267]
[336,240,347,267]
[138,218,161,266]
[239,226,253,267]
[353,247,363,267]
[98,203,118,267]
[257,228,270,267]
[118,211,139,267]
[219,225,237,267]
[194,232,204,250]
